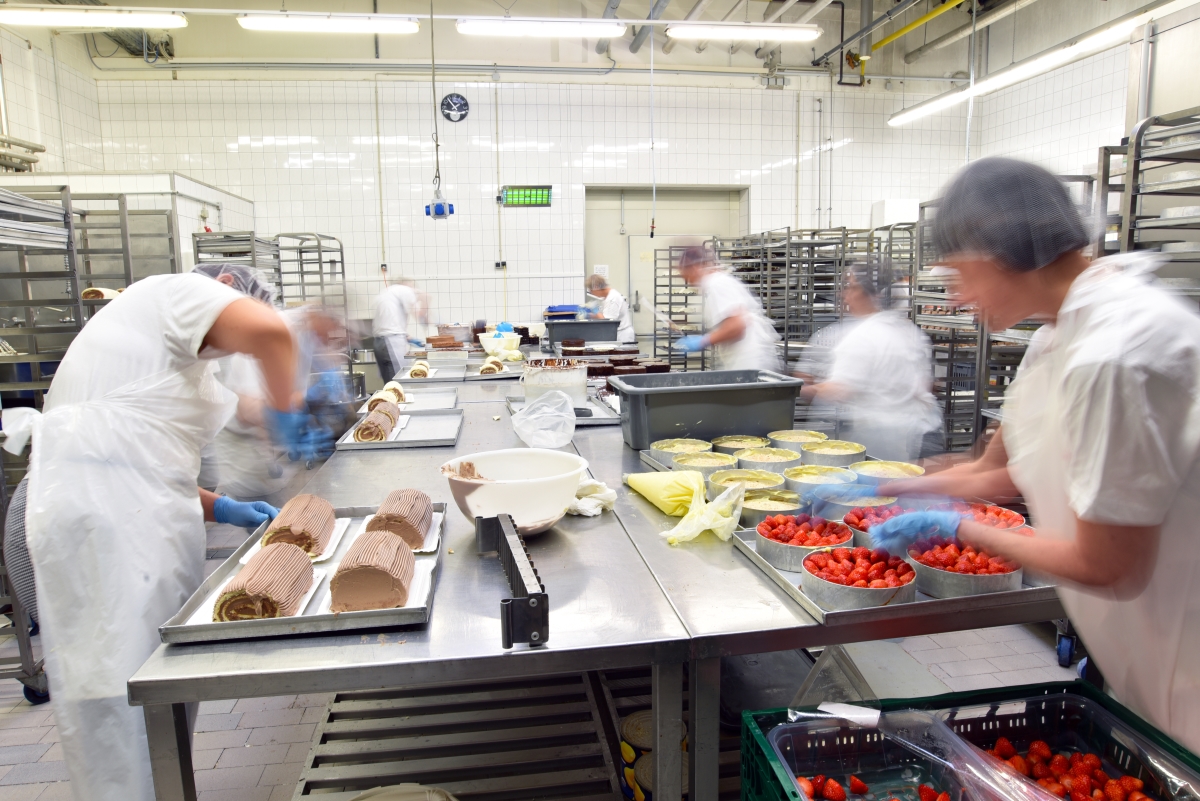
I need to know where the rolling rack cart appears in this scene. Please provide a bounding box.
[652,245,707,371]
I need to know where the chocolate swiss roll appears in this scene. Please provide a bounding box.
[383,381,407,402]
[354,409,395,442]
[366,488,433,549]
[214,542,313,621]
[262,494,336,556]
[329,530,416,612]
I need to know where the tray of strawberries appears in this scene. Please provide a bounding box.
[907,539,1023,598]
[799,547,917,611]
[931,501,1026,528]
[753,514,854,572]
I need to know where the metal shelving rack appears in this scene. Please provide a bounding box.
[276,233,346,310]
[651,245,706,370]
[1119,106,1200,308]
[192,230,281,288]
[1095,144,1128,258]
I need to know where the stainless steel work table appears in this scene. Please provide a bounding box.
[129,401,692,801]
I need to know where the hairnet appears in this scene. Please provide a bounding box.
[677,245,713,270]
[586,273,609,291]
[192,262,276,304]
[846,258,896,310]
[933,157,1089,272]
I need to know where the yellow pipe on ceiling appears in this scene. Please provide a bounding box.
[871,0,968,52]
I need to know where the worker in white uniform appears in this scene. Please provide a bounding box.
[585,273,636,344]
[373,278,426,380]
[871,157,1200,754]
[674,246,782,372]
[800,259,940,460]
[1,263,309,801]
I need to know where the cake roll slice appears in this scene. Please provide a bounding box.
[262,494,336,556]
[479,356,503,375]
[367,390,399,411]
[354,409,395,442]
[329,530,416,612]
[383,381,407,402]
[366,488,433,549]
[408,361,430,378]
[214,542,313,621]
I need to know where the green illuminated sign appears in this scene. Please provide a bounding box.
[500,186,552,207]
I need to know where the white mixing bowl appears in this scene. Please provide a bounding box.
[441,448,589,535]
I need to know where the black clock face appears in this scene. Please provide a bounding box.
[441,93,469,122]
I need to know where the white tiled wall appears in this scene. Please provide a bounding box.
[978,47,1129,177]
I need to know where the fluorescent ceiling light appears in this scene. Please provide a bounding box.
[0,6,187,28]
[665,23,821,41]
[238,13,419,34]
[456,18,627,37]
[889,0,1198,126]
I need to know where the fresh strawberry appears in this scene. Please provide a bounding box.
[1071,753,1085,768]
[1119,778,1144,794]
[1046,784,1066,799]
[1050,755,1071,776]
[1009,756,1031,776]
[1092,790,1104,800]
[918,784,938,801]
[797,777,814,798]
[1071,789,1092,801]
[1127,792,1147,801]
[995,737,1017,760]
[824,778,847,801]
[813,775,827,793]
[1073,776,1093,796]
[849,776,869,795]
[1104,781,1126,801]
[936,793,950,801]
[1033,763,1053,780]
[1095,771,1114,786]
[1073,763,1095,779]
[1082,754,1102,772]
[1030,741,1053,761]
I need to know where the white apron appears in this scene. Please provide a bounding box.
[23,361,235,800]
[384,334,410,378]
[1004,278,1200,754]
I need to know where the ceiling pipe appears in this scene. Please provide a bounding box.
[662,0,714,54]
[755,0,834,59]
[696,0,747,53]
[905,0,1044,63]
[811,0,923,65]
[629,0,673,53]
[871,0,966,52]
[594,0,622,55]
[731,0,801,54]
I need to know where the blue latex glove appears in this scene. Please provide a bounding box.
[408,337,423,347]
[213,497,280,528]
[496,322,514,333]
[264,407,308,450]
[813,483,879,504]
[306,371,347,406]
[299,426,335,463]
[870,510,964,554]
[676,334,709,352]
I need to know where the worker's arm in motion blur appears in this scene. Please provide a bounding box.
[958,517,1160,599]
[706,309,747,345]
[880,426,1019,500]
[202,298,297,412]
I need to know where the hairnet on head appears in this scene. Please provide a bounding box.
[846,258,896,309]
[933,157,1089,272]
[192,262,276,304]
[677,245,713,270]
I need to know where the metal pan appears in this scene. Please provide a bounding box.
[465,363,520,381]
[337,408,464,450]
[504,395,622,426]
[394,364,467,383]
[907,558,1024,599]
[357,387,459,414]
[160,504,447,643]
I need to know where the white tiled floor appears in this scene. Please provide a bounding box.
[893,623,1080,693]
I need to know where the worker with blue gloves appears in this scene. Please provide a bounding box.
[0,262,305,801]
[674,245,782,372]
[874,157,1200,755]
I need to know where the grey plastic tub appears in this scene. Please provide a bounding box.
[545,319,620,346]
[607,369,804,451]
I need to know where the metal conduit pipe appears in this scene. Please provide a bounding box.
[629,0,673,54]
[662,0,714,53]
[904,0,1044,63]
[594,0,623,55]
[811,0,923,64]
[871,0,966,52]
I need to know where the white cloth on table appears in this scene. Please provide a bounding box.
[599,288,636,344]
[699,270,781,372]
[22,273,242,801]
[1002,254,1200,756]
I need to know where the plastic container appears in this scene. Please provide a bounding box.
[783,466,857,502]
[607,370,805,451]
[707,469,785,502]
[741,489,803,528]
[440,448,589,535]
[670,451,737,477]
[437,323,472,342]
[545,318,620,346]
[713,435,771,455]
[523,358,588,407]
[800,440,867,467]
[736,448,803,474]
[768,429,828,450]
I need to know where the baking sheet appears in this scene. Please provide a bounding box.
[356,387,459,414]
[730,529,1058,626]
[505,395,621,426]
[336,409,463,450]
[392,364,466,383]
[160,503,447,643]
[465,363,518,380]
[337,415,412,447]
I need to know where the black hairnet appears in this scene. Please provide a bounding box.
[192,262,276,304]
[934,157,1089,272]
[847,258,896,310]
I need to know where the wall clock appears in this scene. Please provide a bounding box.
[441,93,469,122]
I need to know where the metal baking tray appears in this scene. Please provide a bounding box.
[356,387,459,414]
[160,504,446,643]
[731,529,1058,626]
[336,408,464,450]
[393,364,467,383]
[504,394,621,426]
[465,363,521,381]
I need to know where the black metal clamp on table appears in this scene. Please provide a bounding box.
[474,514,549,649]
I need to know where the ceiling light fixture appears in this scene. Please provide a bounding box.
[665,22,821,41]
[455,18,627,37]
[238,13,419,34]
[888,0,1198,126]
[0,5,187,29]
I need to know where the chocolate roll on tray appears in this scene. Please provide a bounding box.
[408,360,430,378]
[366,488,434,549]
[262,494,336,556]
[383,381,407,402]
[329,530,416,612]
[354,409,396,442]
[479,356,504,375]
[213,542,313,621]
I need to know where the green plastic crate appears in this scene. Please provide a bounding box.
[741,681,1200,801]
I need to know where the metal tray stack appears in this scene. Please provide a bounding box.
[160,503,447,643]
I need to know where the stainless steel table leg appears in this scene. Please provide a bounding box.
[689,657,720,801]
[144,703,197,801]
[653,661,683,800]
